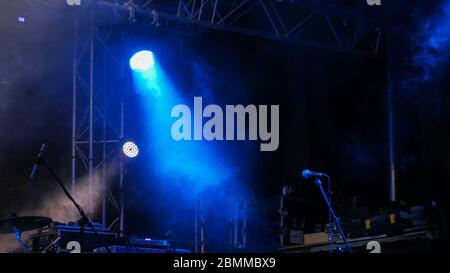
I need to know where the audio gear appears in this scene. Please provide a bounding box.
[93,245,190,253]
[27,223,116,253]
[128,236,169,249]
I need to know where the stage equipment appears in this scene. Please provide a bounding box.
[70,16,126,234]
[314,178,352,253]
[278,186,291,246]
[303,232,329,245]
[93,235,190,253]
[230,199,248,250]
[124,0,138,22]
[301,169,328,179]
[90,0,383,55]
[301,169,335,253]
[128,236,169,249]
[278,230,435,253]
[122,141,139,158]
[93,246,190,253]
[65,0,383,240]
[289,230,304,245]
[302,170,352,253]
[129,50,155,71]
[27,223,116,253]
[0,216,52,252]
[29,142,112,253]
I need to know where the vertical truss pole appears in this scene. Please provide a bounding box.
[119,102,125,237]
[88,23,95,217]
[386,31,397,203]
[242,200,247,248]
[387,66,396,202]
[200,191,205,253]
[72,5,124,229]
[118,26,125,235]
[72,12,78,196]
[233,200,238,247]
[194,194,198,253]
[102,59,107,228]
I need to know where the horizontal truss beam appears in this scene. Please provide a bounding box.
[92,0,382,55]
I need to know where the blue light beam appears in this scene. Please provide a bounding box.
[129,50,236,191]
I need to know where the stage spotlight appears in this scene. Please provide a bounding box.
[129,50,155,71]
[122,141,139,158]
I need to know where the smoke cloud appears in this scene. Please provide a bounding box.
[0,164,117,252]
[413,0,450,81]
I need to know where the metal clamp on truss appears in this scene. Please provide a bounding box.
[150,9,159,26]
[124,0,137,22]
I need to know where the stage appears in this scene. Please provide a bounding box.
[1,0,450,257]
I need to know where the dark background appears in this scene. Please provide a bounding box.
[1,0,450,252]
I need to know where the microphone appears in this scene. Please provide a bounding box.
[30,140,47,180]
[301,169,328,179]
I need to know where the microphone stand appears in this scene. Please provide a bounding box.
[314,178,352,253]
[37,156,111,253]
[327,176,332,254]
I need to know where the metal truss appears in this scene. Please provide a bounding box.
[174,0,381,54]
[96,0,382,55]
[25,0,129,235]
[71,8,126,235]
